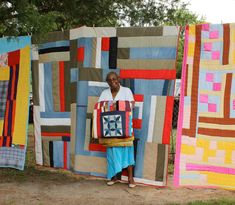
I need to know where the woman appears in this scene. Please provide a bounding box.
[98,71,136,188]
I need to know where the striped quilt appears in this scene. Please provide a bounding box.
[0,36,31,170]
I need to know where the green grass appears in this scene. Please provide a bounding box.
[187,198,235,205]
[0,123,83,184]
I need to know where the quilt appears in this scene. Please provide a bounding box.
[70,26,180,186]
[32,31,71,169]
[93,100,133,139]
[174,24,235,189]
[0,36,31,170]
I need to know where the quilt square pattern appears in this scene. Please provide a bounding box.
[102,114,123,137]
[174,23,235,190]
[93,101,133,139]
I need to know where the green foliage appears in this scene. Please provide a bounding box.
[0,0,205,76]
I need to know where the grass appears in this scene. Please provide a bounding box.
[187,198,235,205]
[0,123,83,184]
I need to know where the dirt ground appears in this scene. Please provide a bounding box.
[0,133,235,205]
[1,170,235,205]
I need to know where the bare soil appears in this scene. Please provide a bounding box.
[0,133,234,205]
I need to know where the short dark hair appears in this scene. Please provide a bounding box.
[106,72,119,82]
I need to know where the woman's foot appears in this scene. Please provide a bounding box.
[107,180,119,186]
[128,179,136,188]
[107,176,119,186]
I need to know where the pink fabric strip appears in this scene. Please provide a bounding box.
[186,163,235,175]
[174,26,189,186]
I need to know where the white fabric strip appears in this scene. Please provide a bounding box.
[40,118,71,126]
[70,26,116,40]
[93,110,98,139]
[88,81,109,87]
[163,26,180,36]
[147,96,157,142]
[39,63,45,112]
[95,37,101,68]
[34,106,43,165]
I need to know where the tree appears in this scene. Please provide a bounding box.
[1,0,203,36]
[0,0,204,77]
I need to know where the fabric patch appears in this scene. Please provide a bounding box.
[213,83,221,91]
[102,114,123,137]
[206,73,214,82]
[0,53,8,67]
[0,81,8,119]
[174,24,235,190]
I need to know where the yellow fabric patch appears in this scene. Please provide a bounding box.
[12,46,30,145]
[0,67,10,80]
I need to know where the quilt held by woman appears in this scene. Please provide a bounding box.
[174,23,235,189]
[93,100,133,139]
[0,36,31,170]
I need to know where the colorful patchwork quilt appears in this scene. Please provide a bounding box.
[93,101,133,139]
[0,36,31,170]
[174,24,235,189]
[32,31,71,169]
[33,26,180,186]
[70,26,180,186]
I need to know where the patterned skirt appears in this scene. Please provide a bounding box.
[106,146,135,179]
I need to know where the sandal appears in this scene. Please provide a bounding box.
[107,180,119,186]
[128,183,136,188]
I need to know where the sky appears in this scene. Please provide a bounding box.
[185,0,235,23]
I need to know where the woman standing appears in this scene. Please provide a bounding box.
[98,71,136,188]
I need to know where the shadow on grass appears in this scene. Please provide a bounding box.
[0,125,85,184]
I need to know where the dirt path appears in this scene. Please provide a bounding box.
[0,173,235,205]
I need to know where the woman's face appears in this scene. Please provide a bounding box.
[107,73,120,91]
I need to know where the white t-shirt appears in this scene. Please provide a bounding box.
[98,85,134,102]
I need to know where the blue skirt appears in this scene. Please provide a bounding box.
[106,146,135,179]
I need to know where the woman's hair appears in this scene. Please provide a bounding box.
[106,71,119,82]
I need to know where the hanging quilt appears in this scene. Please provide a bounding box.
[174,23,235,189]
[32,31,71,169]
[0,36,31,170]
[70,26,180,186]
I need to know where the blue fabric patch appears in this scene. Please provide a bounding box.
[130,47,176,59]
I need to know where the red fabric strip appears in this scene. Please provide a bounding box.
[3,101,9,136]
[120,69,176,79]
[133,119,142,129]
[97,108,101,138]
[63,141,68,169]
[125,111,129,136]
[41,132,70,137]
[59,61,65,112]
[10,66,16,100]
[6,136,11,147]
[89,143,106,152]
[11,100,16,134]
[0,137,3,147]
[101,37,110,51]
[162,96,174,144]
[8,50,20,66]
[134,94,144,102]
[77,47,84,62]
